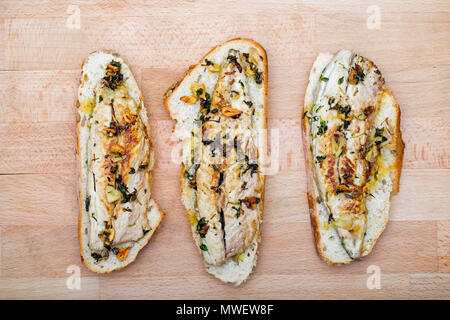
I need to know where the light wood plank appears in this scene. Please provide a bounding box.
[0,220,438,281]
[0,70,79,123]
[409,274,450,299]
[2,0,450,20]
[438,221,450,273]
[0,169,448,227]
[2,1,449,71]
[1,225,93,279]
[100,273,412,299]
[0,122,76,174]
[0,278,100,300]
[0,0,449,300]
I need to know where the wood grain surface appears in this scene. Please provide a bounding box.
[0,0,449,299]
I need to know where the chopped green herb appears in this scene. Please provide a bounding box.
[243,163,259,176]
[374,127,388,145]
[139,163,148,170]
[91,253,102,262]
[232,206,243,218]
[254,70,263,84]
[375,136,388,145]
[317,120,328,136]
[85,196,91,212]
[343,120,351,130]
[202,139,214,145]
[375,127,385,137]
[316,155,326,164]
[103,60,123,90]
[115,174,137,203]
[196,217,209,238]
[337,104,351,117]
[351,132,366,139]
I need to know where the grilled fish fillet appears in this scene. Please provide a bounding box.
[302,50,404,264]
[164,39,267,285]
[77,51,164,273]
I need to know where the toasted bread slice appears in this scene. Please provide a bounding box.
[164,38,267,284]
[302,51,404,264]
[77,51,164,273]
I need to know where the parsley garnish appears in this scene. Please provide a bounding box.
[319,75,329,82]
[316,155,326,164]
[317,120,328,136]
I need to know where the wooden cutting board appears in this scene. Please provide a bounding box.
[0,0,449,299]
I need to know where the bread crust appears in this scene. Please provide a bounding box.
[77,51,164,273]
[164,38,267,284]
[302,54,404,265]
[386,89,405,194]
[359,89,404,257]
